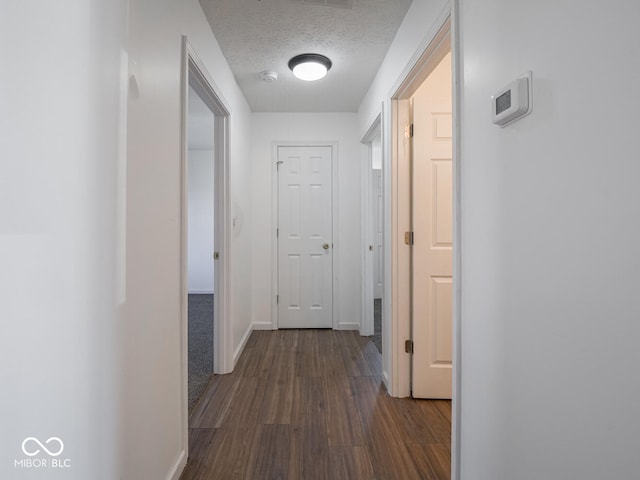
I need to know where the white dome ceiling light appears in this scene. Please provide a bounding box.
[288,53,332,82]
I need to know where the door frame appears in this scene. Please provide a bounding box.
[388,5,462,479]
[390,7,452,398]
[179,36,233,458]
[360,112,383,338]
[270,141,340,330]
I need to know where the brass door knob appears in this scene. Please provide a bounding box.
[322,243,330,250]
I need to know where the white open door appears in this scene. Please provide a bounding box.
[277,145,333,328]
[372,168,384,299]
[411,52,453,399]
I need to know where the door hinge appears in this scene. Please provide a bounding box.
[405,123,414,138]
[276,294,279,305]
[404,231,414,245]
[277,228,279,238]
[405,339,414,354]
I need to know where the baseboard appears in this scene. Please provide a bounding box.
[382,370,390,393]
[233,323,253,367]
[188,290,214,295]
[334,322,360,331]
[252,321,275,330]
[358,320,367,336]
[167,448,187,480]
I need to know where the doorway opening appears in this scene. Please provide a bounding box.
[186,84,215,414]
[390,14,453,397]
[408,49,453,399]
[361,113,384,359]
[180,37,233,459]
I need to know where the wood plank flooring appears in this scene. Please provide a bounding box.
[180,329,451,480]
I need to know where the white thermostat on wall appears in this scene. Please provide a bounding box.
[491,71,533,127]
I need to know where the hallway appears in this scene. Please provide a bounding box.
[180,329,451,479]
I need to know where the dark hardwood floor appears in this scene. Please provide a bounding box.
[180,329,451,480]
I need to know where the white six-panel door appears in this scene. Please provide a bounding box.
[411,52,453,399]
[277,146,333,328]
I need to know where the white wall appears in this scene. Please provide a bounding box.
[360,0,640,478]
[2,1,251,478]
[0,0,127,478]
[123,0,252,478]
[357,0,450,136]
[250,113,361,330]
[187,149,215,293]
[9,0,639,478]
[457,0,640,478]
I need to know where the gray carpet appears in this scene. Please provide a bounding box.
[188,294,214,415]
[373,298,382,354]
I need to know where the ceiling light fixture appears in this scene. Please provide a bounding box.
[288,53,332,81]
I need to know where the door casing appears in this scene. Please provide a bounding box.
[180,36,232,465]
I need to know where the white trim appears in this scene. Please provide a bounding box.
[451,2,463,479]
[252,321,275,330]
[216,113,232,374]
[271,142,279,330]
[382,370,390,388]
[233,324,254,365]
[382,105,393,395]
[389,3,453,100]
[390,97,412,398]
[187,290,215,295]
[167,449,187,480]
[361,112,383,143]
[179,36,233,473]
[334,322,360,331]
[178,38,190,480]
[271,141,340,329]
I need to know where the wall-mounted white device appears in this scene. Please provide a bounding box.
[491,71,533,127]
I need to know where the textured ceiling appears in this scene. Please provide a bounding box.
[199,0,412,112]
